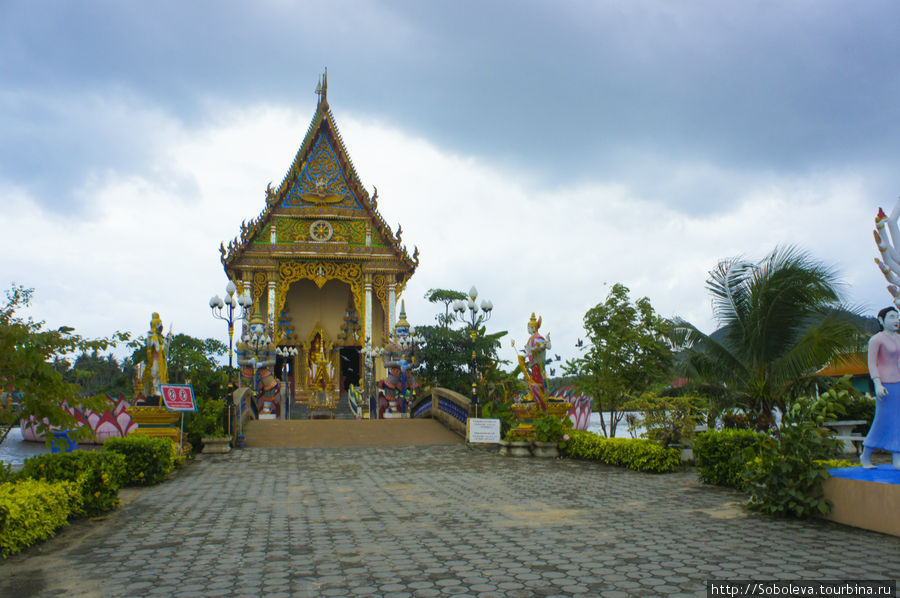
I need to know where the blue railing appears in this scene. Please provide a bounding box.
[439,397,467,424]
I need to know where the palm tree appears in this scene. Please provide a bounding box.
[675,245,865,425]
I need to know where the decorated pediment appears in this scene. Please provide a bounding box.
[219,72,417,276]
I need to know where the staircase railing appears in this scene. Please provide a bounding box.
[409,387,471,436]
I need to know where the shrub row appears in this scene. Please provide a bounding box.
[0,479,81,557]
[19,451,125,517]
[562,430,681,473]
[1,435,180,558]
[693,429,766,490]
[103,435,176,486]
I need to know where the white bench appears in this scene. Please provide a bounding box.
[824,420,868,454]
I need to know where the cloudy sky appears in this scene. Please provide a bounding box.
[2,1,899,370]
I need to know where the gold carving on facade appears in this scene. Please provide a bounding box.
[252,272,268,303]
[275,261,364,344]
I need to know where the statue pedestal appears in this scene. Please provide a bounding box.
[823,466,900,537]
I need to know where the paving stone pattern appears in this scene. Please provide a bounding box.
[2,445,898,597]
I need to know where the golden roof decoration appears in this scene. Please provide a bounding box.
[220,71,418,275]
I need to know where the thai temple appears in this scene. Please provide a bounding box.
[219,71,418,409]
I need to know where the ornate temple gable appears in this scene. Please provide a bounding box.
[219,72,418,276]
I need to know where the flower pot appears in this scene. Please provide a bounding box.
[507,440,532,457]
[498,440,509,456]
[533,441,559,458]
[202,437,231,454]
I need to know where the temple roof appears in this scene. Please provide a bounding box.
[219,71,418,280]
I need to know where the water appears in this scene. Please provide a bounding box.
[587,411,646,439]
[0,427,51,470]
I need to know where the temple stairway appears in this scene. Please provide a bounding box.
[242,418,463,448]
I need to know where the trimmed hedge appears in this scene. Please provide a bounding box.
[19,451,126,517]
[562,430,681,473]
[103,435,175,486]
[693,429,766,490]
[0,479,81,557]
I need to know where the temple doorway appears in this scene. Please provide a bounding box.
[340,347,360,391]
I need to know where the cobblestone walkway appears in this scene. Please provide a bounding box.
[1,445,898,597]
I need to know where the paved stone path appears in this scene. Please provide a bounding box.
[1,445,898,597]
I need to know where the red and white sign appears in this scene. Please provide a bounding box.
[160,384,197,411]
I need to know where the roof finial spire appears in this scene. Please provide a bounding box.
[315,68,328,106]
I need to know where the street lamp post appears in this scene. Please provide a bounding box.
[275,346,298,419]
[209,280,252,435]
[395,328,425,415]
[361,340,383,419]
[452,286,493,418]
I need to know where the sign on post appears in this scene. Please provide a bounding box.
[467,418,501,443]
[160,384,197,412]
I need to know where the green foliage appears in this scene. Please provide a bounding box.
[625,392,705,448]
[19,450,126,517]
[694,429,766,489]
[564,283,674,438]
[533,413,572,445]
[481,400,516,438]
[562,430,681,473]
[0,479,81,558]
[0,284,131,443]
[814,458,861,469]
[744,393,843,518]
[415,323,507,398]
[103,435,175,486]
[675,246,865,425]
[61,350,134,397]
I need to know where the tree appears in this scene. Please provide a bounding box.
[0,284,128,440]
[62,350,133,397]
[415,288,507,398]
[564,283,674,438]
[674,246,864,426]
[424,288,467,327]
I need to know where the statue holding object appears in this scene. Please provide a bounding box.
[236,312,282,419]
[377,302,419,418]
[143,312,172,399]
[510,314,573,438]
[865,201,900,469]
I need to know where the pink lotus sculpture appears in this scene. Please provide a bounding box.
[21,395,138,444]
[550,386,593,431]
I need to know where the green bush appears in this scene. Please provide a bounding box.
[744,395,842,519]
[0,479,81,557]
[694,429,766,490]
[19,450,125,517]
[103,435,175,486]
[562,430,681,473]
[534,413,571,444]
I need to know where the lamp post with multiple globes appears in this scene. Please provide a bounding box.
[451,286,493,418]
[361,340,383,419]
[275,346,298,419]
[209,280,252,435]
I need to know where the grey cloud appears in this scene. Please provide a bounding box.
[1,0,899,214]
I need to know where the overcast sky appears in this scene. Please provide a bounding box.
[2,1,899,370]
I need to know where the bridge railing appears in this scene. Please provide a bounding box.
[409,387,471,436]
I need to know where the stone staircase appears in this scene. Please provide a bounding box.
[288,390,356,420]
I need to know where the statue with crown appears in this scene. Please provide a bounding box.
[236,312,282,419]
[376,302,421,419]
[508,313,592,440]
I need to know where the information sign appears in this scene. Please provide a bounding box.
[160,384,197,412]
[467,418,501,443]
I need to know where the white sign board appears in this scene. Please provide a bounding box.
[468,418,501,443]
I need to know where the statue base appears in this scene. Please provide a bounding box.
[823,465,900,537]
